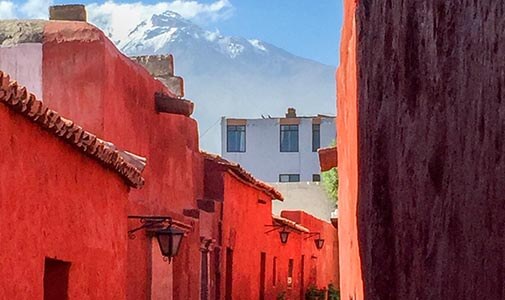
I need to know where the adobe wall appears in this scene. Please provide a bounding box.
[0,99,129,299]
[220,173,339,300]
[34,21,203,300]
[221,173,275,299]
[281,211,339,290]
[336,0,362,298]
[338,1,505,299]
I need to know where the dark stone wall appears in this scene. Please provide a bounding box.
[352,1,505,299]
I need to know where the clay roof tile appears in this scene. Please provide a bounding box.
[0,70,146,188]
[201,151,284,201]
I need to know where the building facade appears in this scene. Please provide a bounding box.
[0,7,339,299]
[221,108,336,183]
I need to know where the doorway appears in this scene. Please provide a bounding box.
[43,257,70,300]
[259,252,266,300]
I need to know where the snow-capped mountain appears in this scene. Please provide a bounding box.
[104,11,336,152]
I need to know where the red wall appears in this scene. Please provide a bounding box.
[281,211,339,291]
[3,19,340,300]
[0,100,129,299]
[41,21,204,300]
[216,171,339,300]
[336,0,363,299]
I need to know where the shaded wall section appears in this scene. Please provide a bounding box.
[338,0,505,299]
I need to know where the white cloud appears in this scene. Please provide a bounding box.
[21,0,53,19]
[0,0,233,42]
[87,0,233,43]
[0,1,16,19]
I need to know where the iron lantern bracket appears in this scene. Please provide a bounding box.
[303,232,321,240]
[264,224,288,234]
[127,215,173,239]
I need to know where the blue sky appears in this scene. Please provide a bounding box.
[2,0,343,66]
[198,0,343,66]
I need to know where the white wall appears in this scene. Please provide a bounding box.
[221,116,336,182]
[271,182,336,221]
[0,43,43,98]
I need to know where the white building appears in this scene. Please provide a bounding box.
[221,108,336,183]
[271,182,336,221]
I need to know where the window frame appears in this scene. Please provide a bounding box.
[226,125,246,153]
[312,174,321,182]
[280,124,299,152]
[312,124,321,152]
[279,174,300,183]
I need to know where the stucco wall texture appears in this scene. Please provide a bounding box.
[1,19,339,299]
[338,1,505,299]
[220,173,339,300]
[40,21,203,300]
[0,97,129,299]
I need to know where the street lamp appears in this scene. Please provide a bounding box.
[279,228,290,244]
[314,236,325,250]
[128,216,186,263]
[156,225,185,262]
[305,232,325,250]
[265,223,292,244]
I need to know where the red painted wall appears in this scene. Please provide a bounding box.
[0,100,129,299]
[4,19,339,300]
[40,21,203,300]
[336,0,363,299]
[281,211,339,291]
[209,169,340,300]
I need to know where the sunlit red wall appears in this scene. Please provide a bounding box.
[0,100,129,299]
[217,172,339,300]
[336,0,363,298]
[39,21,204,300]
[281,211,339,291]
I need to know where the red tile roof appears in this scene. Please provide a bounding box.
[272,215,310,233]
[0,70,146,188]
[202,152,284,201]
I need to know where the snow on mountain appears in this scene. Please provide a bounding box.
[104,11,336,152]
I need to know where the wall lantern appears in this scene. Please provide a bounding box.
[305,232,325,250]
[314,236,325,250]
[128,216,186,263]
[156,226,185,262]
[279,228,290,244]
[265,224,291,244]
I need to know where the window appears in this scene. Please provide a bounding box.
[312,124,320,152]
[260,252,266,300]
[312,174,321,182]
[280,125,299,152]
[44,258,70,300]
[279,174,300,183]
[227,125,246,152]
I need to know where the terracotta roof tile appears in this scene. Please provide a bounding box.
[0,70,146,188]
[272,215,310,233]
[202,152,284,201]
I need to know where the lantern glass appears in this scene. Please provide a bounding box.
[315,238,325,250]
[279,229,290,244]
[156,226,185,258]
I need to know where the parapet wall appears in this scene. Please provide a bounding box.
[338,1,505,299]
